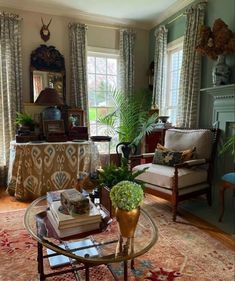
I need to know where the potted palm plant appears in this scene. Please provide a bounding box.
[98,88,158,159]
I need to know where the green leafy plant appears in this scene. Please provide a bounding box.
[110,180,144,211]
[98,159,147,189]
[15,112,35,127]
[98,88,158,146]
[219,135,235,155]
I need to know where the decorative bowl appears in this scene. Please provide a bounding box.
[158,116,169,123]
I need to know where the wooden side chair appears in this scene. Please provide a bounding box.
[219,172,235,222]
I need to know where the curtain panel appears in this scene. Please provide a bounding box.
[152,25,168,115]
[0,12,22,186]
[176,3,207,128]
[69,23,89,125]
[119,29,136,97]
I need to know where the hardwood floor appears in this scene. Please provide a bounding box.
[0,188,234,249]
[0,189,29,211]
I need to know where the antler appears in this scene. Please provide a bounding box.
[47,18,52,28]
[41,17,44,26]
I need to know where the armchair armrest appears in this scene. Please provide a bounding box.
[174,158,208,168]
[130,153,155,169]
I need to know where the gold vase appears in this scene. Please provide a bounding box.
[115,207,140,238]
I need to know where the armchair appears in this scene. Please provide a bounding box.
[132,129,220,221]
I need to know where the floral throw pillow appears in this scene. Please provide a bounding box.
[152,150,183,166]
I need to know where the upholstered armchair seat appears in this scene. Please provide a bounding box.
[131,128,220,221]
[134,163,208,191]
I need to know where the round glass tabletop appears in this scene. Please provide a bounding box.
[24,195,158,265]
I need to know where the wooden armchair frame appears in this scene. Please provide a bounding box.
[131,129,220,221]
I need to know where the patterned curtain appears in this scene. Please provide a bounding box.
[119,29,136,97]
[176,3,207,128]
[152,25,168,115]
[0,12,22,186]
[68,23,88,124]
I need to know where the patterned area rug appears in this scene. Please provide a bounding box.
[0,195,234,281]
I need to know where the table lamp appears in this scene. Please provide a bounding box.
[35,87,64,120]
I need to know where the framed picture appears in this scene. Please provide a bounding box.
[43,120,65,136]
[67,108,84,129]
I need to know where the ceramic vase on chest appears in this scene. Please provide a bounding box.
[212,55,231,86]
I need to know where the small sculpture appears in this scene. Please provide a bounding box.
[40,18,52,42]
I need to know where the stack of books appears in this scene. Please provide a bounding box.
[46,190,102,238]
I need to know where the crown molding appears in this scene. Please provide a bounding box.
[150,0,196,29]
[0,2,152,30]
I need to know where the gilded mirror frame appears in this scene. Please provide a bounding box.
[30,44,66,103]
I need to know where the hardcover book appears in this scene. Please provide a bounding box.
[47,210,101,238]
[50,200,101,228]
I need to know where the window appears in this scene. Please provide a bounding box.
[165,38,183,125]
[87,49,119,152]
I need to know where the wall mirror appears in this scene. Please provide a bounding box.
[30,45,66,103]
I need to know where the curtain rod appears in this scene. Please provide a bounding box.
[166,0,207,25]
[166,13,184,25]
[87,23,121,30]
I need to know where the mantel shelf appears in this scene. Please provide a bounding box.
[200,84,235,92]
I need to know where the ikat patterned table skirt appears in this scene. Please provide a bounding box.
[7,141,100,201]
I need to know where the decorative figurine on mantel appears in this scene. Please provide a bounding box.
[196,18,235,86]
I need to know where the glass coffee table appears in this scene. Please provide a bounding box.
[24,196,158,281]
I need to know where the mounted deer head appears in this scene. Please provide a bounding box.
[40,18,52,42]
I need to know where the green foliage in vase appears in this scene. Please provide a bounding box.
[110,180,144,211]
[15,112,35,127]
[98,159,147,190]
[98,87,158,146]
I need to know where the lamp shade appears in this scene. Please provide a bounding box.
[35,88,64,106]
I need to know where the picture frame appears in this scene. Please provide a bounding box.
[67,108,84,129]
[43,120,65,137]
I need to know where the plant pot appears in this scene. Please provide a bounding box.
[115,207,140,238]
[100,186,115,217]
[116,142,137,160]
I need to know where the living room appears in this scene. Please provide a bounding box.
[0,0,234,280]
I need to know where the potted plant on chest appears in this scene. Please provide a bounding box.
[16,112,35,132]
[110,180,144,238]
[98,88,158,160]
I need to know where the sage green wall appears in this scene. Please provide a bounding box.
[149,0,235,87]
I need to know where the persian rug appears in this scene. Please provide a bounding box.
[0,195,234,281]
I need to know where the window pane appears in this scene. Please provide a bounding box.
[88,74,95,90]
[96,57,106,74]
[96,75,107,91]
[87,56,95,73]
[107,75,117,88]
[107,58,117,75]
[89,107,97,121]
[88,90,96,106]
[96,91,106,107]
